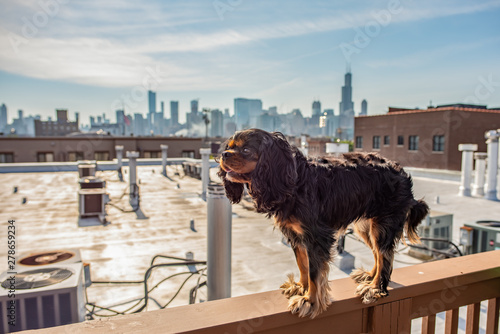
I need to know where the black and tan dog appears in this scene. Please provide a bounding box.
[217,129,429,318]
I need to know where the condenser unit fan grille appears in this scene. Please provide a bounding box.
[1,268,73,290]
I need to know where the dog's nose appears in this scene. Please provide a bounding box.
[222,151,233,159]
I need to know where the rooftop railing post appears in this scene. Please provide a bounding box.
[115,145,124,181]
[472,152,487,197]
[200,148,211,200]
[207,183,232,301]
[126,151,140,208]
[458,144,478,197]
[161,144,168,177]
[485,130,499,201]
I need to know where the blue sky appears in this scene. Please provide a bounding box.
[0,0,499,125]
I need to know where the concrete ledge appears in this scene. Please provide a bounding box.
[405,167,461,182]
[0,159,219,173]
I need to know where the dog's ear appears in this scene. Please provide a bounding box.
[250,132,297,212]
[217,168,245,203]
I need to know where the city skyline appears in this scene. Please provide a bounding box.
[1,1,499,124]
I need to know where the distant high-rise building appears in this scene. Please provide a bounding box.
[0,104,7,131]
[319,109,339,137]
[339,70,355,140]
[161,101,164,114]
[18,109,23,121]
[170,101,179,126]
[312,101,321,116]
[134,113,145,136]
[191,100,199,114]
[210,109,224,137]
[310,100,322,135]
[288,109,305,136]
[148,90,156,131]
[258,112,279,133]
[234,98,262,130]
[268,106,278,115]
[148,91,156,115]
[360,99,368,116]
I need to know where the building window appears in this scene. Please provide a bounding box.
[68,152,84,162]
[0,153,14,163]
[384,135,390,146]
[143,151,161,158]
[372,136,381,149]
[409,136,419,151]
[355,136,363,149]
[94,151,110,161]
[433,135,445,152]
[397,135,404,146]
[37,152,54,162]
[182,150,195,158]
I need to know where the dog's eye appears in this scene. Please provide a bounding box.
[242,148,251,154]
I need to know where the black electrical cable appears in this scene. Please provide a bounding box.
[86,255,207,317]
[417,237,463,256]
[87,271,199,317]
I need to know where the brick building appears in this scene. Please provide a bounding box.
[34,109,80,136]
[0,136,204,163]
[354,104,500,170]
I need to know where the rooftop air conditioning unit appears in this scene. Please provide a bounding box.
[77,160,96,178]
[16,249,82,269]
[79,177,105,189]
[461,220,500,254]
[0,262,86,333]
[78,189,106,218]
[410,210,453,259]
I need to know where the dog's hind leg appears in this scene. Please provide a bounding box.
[281,244,309,298]
[355,216,404,304]
[350,219,378,283]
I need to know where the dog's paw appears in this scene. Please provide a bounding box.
[280,274,305,298]
[288,295,316,318]
[288,293,331,319]
[350,268,373,283]
[355,282,387,304]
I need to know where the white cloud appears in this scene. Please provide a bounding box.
[0,0,499,91]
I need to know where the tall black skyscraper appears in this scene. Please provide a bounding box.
[339,69,355,140]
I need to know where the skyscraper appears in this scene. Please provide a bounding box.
[234,98,262,130]
[191,100,199,114]
[148,90,156,115]
[312,101,321,116]
[148,90,156,132]
[0,104,7,131]
[170,101,179,126]
[310,100,322,135]
[360,99,368,116]
[210,109,224,137]
[339,70,355,140]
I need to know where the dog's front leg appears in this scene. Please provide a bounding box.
[288,241,332,318]
[281,244,309,298]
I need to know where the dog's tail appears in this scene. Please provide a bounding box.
[405,199,429,244]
